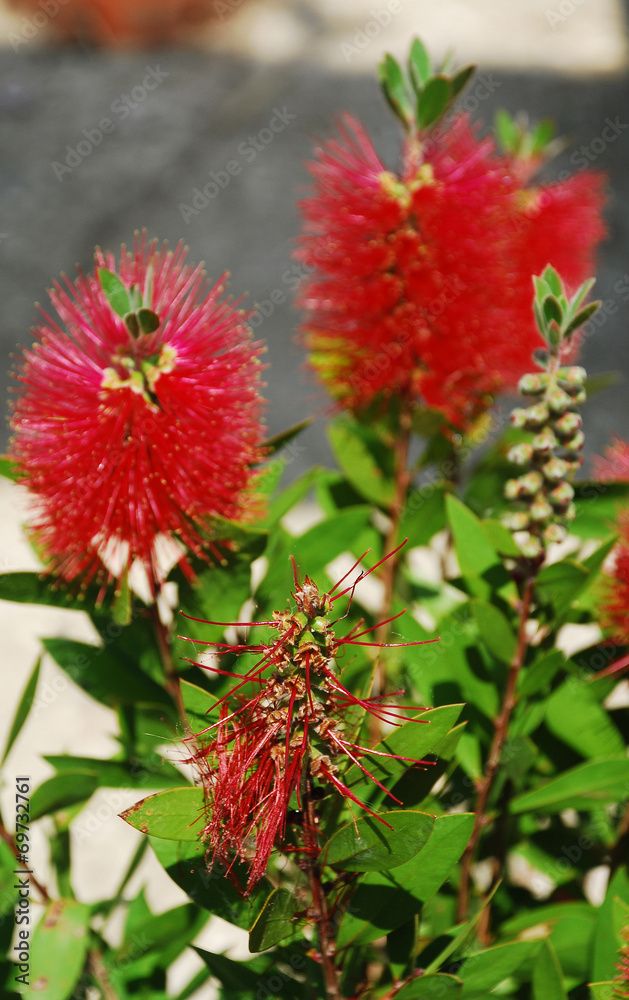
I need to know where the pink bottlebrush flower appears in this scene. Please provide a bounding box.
[182,545,437,891]
[594,437,629,483]
[10,234,266,596]
[614,924,629,999]
[296,113,605,429]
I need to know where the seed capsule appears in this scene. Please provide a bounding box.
[511,408,528,428]
[508,443,534,466]
[542,457,569,482]
[554,411,582,437]
[524,403,550,427]
[532,429,558,455]
[530,499,553,522]
[563,430,585,454]
[544,523,567,543]
[518,534,543,559]
[503,511,530,530]
[547,387,573,415]
[549,482,575,507]
[518,373,547,395]
[518,471,544,495]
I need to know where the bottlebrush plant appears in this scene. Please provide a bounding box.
[1,37,628,1000]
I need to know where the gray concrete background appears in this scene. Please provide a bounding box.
[0,0,628,477]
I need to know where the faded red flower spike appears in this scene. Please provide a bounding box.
[614,924,629,1000]
[296,113,605,428]
[182,546,438,891]
[10,234,266,596]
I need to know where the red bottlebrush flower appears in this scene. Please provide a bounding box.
[182,545,437,891]
[296,113,605,428]
[594,438,629,645]
[614,924,629,1000]
[10,235,266,596]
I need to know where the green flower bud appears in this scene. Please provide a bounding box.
[503,511,530,531]
[508,443,534,466]
[563,430,585,453]
[518,471,544,495]
[511,408,528,428]
[557,366,586,388]
[518,373,547,395]
[544,523,567,544]
[549,482,575,507]
[524,403,550,427]
[532,429,557,454]
[542,457,568,482]
[530,499,553,522]
[518,534,543,559]
[554,411,582,437]
[504,478,522,500]
[546,387,573,415]
[570,388,587,405]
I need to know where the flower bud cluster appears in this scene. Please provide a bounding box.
[504,365,586,558]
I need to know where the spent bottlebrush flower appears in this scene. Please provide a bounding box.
[10,234,266,596]
[295,113,605,428]
[181,544,438,891]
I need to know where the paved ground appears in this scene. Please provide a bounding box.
[0,1,628,993]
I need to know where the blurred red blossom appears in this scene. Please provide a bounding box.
[595,437,629,646]
[10,234,266,597]
[296,113,605,429]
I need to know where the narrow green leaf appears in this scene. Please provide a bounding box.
[589,984,616,1000]
[494,110,519,152]
[30,770,100,821]
[545,679,625,759]
[543,295,563,325]
[323,810,434,871]
[459,940,541,997]
[249,887,298,952]
[518,650,564,697]
[451,65,475,97]
[264,417,313,456]
[408,38,431,90]
[328,420,395,506]
[535,559,590,617]
[44,754,182,790]
[344,704,464,793]
[417,75,451,128]
[0,571,93,611]
[120,787,205,841]
[180,679,219,730]
[97,268,131,318]
[480,518,522,557]
[592,868,629,981]
[510,758,629,814]
[396,974,462,999]
[445,494,514,601]
[0,456,18,481]
[423,883,500,975]
[564,300,600,337]
[29,899,91,1000]
[378,53,413,125]
[542,265,563,297]
[470,600,517,663]
[137,307,160,334]
[2,656,40,764]
[193,948,266,990]
[533,940,568,1000]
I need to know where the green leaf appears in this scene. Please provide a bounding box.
[494,109,520,152]
[423,883,500,975]
[2,656,40,764]
[451,65,475,97]
[175,554,253,646]
[592,868,629,981]
[149,837,260,928]
[338,814,474,947]
[572,481,629,540]
[399,486,446,547]
[323,810,434,871]
[535,559,590,617]
[378,53,413,125]
[328,420,395,506]
[542,294,563,325]
[510,758,629,814]
[395,974,462,999]
[137,307,160,333]
[180,679,219,730]
[111,903,208,981]
[44,754,182,790]
[29,899,91,1000]
[445,494,515,602]
[343,704,464,794]
[417,75,451,128]
[564,300,600,337]
[0,572,95,611]
[194,948,267,992]
[589,985,615,1000]
[42,637,172,711]
[533,940,568,1000]
[408,38,431,90]
[459,941,541,997]
[249,888,298,952]
[0,456,18,481]
[470,600,516,663]
[480,518,522,557]
[30,770,100,821]
[518,650,564,697]
[97,268,131,318]
[120,787,205,841]
[545,679,625,759]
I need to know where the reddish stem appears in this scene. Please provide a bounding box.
[303,787,343,1000]
[456,576,534,925]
